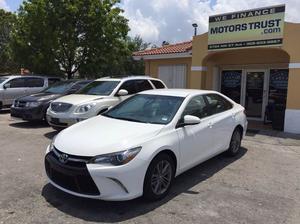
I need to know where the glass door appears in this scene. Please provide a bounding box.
[244,71,266,119]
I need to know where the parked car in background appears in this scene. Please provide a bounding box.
[11,80,93,122]
[46,76,167,129]
[45,89,247,201]
[0,75,61,110]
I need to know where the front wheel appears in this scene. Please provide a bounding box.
[143,154,175,201]
[226,129,242,157]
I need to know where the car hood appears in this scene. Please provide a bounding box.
[18,92,62,102]
[54,115,164,157]
[52,94,107,105]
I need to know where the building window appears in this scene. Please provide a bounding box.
[221,70,242,103]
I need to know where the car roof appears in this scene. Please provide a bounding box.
[94,76,160,82]
[1,75,60,79]
[140,89,218,97]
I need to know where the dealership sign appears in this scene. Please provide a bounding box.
[208,5,285,51]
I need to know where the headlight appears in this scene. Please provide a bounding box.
[88,147,142,166]
[26,101,41,107]
[75,103,96,113]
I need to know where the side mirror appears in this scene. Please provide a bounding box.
[3,83,10,89]
[177,115,201,128]
[117,89,128,96]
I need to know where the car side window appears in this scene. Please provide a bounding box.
[182,95,209,119]
[205,94,233,115]
[134,80,153,92]
[26,77,44,87]
[118,80,137,95]
[8,78,26,88]
[150,80,165,89]
[48,78,61,86]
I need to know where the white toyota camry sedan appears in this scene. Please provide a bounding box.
[45,89,247,201]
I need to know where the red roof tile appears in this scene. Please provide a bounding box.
[133,41,192,56]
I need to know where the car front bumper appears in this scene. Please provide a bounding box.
[11,105,45,121]
[44,146,148,201]
[46,110,91,128]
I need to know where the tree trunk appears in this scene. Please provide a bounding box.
[67,71,72,80]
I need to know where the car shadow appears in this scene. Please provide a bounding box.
[41,147,247,223]
[0,109,10,114]
[9,120,49,129]
[44,130,59,140]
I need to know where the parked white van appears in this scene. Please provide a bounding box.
[46,76,167,129]
[0,75,61,110]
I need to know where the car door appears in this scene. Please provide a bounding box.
[204,94,235,154]
[176,95,214,172]
[2,77,27,105]
[25,77,45,95]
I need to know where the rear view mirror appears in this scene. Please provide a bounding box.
[177,115,201,128]
[117,89,128,96]
[3,83,10,89]
[183,115,201,125]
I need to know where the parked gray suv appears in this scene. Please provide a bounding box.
[0,75,61,110]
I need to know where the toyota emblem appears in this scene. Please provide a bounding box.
[59,153,69,163]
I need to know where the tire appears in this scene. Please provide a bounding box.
[226,128,242,157]
[143,153,175,201]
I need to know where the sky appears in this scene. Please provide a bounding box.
[1,0,300,45]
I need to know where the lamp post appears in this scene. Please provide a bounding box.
[192,23,198,36]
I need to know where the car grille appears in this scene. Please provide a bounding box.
[14,100,27,108]
[50,102,72,113]
[45,147,100,196]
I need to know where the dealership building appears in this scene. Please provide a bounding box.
[133,5,300,134]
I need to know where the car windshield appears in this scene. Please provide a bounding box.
[44,81,74,94]
[103,94,184,125]
[0,77,8,84]
[77,81,120,96]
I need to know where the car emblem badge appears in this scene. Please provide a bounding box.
[59,153,69,163]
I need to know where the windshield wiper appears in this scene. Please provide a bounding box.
[118,117,144,123]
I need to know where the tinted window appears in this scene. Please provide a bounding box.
[104,94,184,125]
[78,81,120,95]
[0,77,8,84]
[8,78,26,88]
[118,80,136,94]
[135,80,153,92]
[44,81,74,94]
[151,80,165,89]
[48,78,61,86]
[26,77,44,87]
[205,94,233,115]
[221,70,242,103]
[182,95,210,119]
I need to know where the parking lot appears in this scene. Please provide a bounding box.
[0,110,300,224]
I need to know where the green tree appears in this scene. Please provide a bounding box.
[123,35,150,75]
[11,0,129,79]
[0,9,18,74]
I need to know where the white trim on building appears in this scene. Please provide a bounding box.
[191,66,208,71]
[288,63,300,69]
[133,51,192,60]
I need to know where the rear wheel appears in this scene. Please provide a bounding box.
[226,129,242,157]
[143,154,175,201]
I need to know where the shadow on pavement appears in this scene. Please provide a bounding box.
[42,147,247,223]
[44,130,59,140]
[0,109,10,114]
[9,120,49,129]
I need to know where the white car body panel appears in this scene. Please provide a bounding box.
[45,89,248,201]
